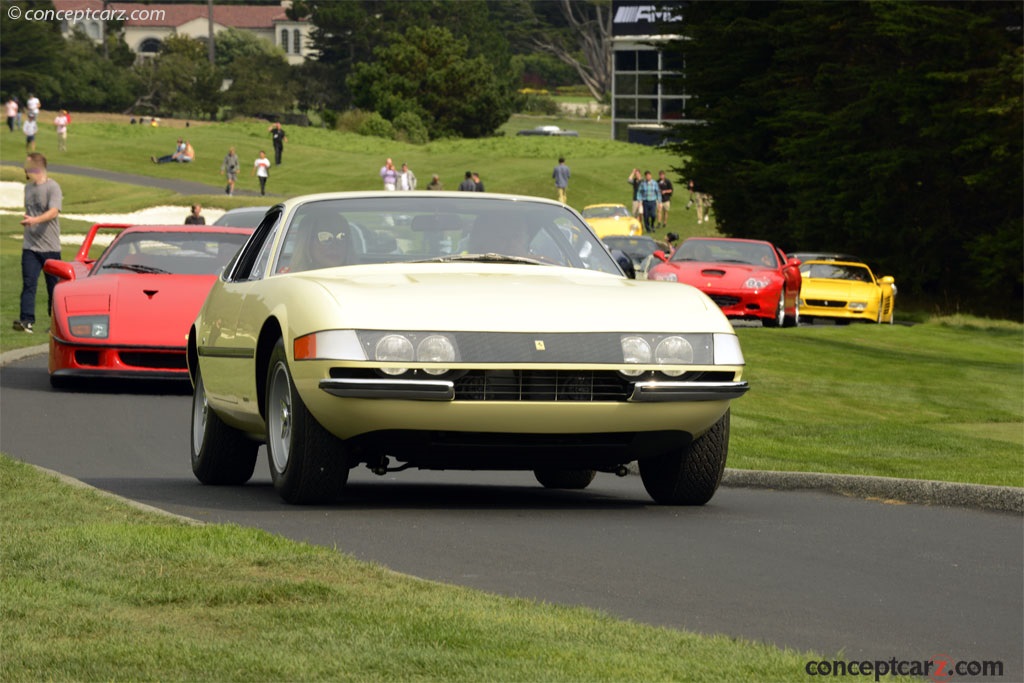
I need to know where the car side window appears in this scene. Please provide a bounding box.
[226,207,283,282]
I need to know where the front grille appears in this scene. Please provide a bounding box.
[75,350,100,366]
[807,299,847,308]
[708,295,740,307]
[118,351,187,370]
[453,370,633,401]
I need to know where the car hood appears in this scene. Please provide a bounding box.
[802,278,876,300]
[289,263,732,333]
[59,273,217,346]
[587,217,638,237]
[662,262,780,290]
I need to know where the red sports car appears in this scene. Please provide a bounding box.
[43,222,253,387]
[648,237,802,327]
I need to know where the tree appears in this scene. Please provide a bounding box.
[668,1,1022,315]
[54,31,140,111]
[131,35,221,118]
[347,25,512,139]
[0,0,64,102]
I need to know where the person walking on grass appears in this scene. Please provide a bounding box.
[252,150,271,196]
[637,170,660,234]
[54,110,69,152]
[221,147,240,196]
[553,156,570,204]
[14,152,62,334]
[22,114,37,153]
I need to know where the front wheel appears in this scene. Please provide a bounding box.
[784,295,800,327]
[265,339,349,504]
[762,289,786,327]
[191,367,258,485]
[639,410,730,505]
[534,469,596,489]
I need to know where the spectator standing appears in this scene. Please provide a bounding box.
[184,204,206,225]
[473,172,485,192]
[5,97,18,132]
[221,147,240,196]
[14,152,62,333]
[22,114,38,153]
[252,150,271,195]
[637,170,660,234]
[552,156,570,203]
[657,170,673,229]
[688,179,710,224]
[268,122,287,165]
[627,168,643,219]
[427,174,443,190]
[399,162,417,191]
[380,158,398,191]
[54,110,69,152]
[25,94,40,119]
[458,171,476,191]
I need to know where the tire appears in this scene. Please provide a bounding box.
[191,367,258,485]
[783,294,800,327]
[639,410,730,505]
[265,339,349,504]
[762,289,785,327]
[876,296,884,324]
[534,468,597,490]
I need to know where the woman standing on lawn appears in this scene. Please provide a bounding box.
[252,150,270,196]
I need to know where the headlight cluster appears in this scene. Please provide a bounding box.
[648,271,678,282]
[619,334,713,377]
[743,277,770,289]
[848,302,867,311]
[68,315,109,339]
[373,333,458,376]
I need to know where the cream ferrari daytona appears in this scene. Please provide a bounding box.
[188,193,749,505]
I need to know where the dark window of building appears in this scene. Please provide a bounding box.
[139,37,162,53]
[614,97,637,119]
[662,50,684,72]
[281,29,289,53]
[615,73,636,95]
[637,49,659,71]
[662,98,684,120]
[293,29,301,53]
[637,98,658,119]
[615,50,637,70]
[637,74,659,96]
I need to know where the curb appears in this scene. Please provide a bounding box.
[4,344,1021,514]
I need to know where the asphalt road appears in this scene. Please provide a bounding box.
[2,354,1021,679]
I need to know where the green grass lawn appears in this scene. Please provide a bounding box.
[0,456,910,683]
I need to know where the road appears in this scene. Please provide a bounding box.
[2,354,1021,678]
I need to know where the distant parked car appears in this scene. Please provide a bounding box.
[648,237,802,327]
[43,223,254,386]
[516,125,579,137]
[582,204,643,238]
[188,191,750,506]
[799,259,896,324]
[213,206,270,228]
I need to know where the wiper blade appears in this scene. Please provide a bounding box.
[102,262,172,274]
[412,253,546,266]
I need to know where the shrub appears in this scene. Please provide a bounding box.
[513,91,560,116]
[334,109,373,133]
[393,111,429,144]
[357,112,396,139]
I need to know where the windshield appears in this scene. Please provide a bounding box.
[213,209,268,228]
[583,205,629,219]
[272,196,622,276]
[96,231,250,275]
[671,238,778,268]
[803,263,873,282]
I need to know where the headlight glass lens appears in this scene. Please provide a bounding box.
[416,335,456,375]
[849,302,867,311]
[68,315,109,338]
[744,277,770,289]
[375,334,414,375]
[650,271,678,282]
[620,335,651,376]
[655,336,693,376]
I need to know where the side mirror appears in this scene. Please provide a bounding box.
[879,276,895,284]
[787,257,801,267]
[44,259,76,282]
[653,250,668,263]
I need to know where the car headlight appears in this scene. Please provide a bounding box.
[68,315,109,339]
[620,335,651,376]
[744,277,770,289]
[849,302,867,311]
[649,271,677,282]
[416,335,456,375]
[375,334,415,375]
[655,336,693,376]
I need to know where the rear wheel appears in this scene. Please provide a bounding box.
[266,339,349,504]
[534,469,596,490]
[191,367,258,485]
[639,410,730,505]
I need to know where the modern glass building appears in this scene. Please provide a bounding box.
[611,1,687,144]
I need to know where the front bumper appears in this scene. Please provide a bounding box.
[49,336,188,378]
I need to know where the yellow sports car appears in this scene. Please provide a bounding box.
[581,203,642,238]
[188,192,749,505]
[798,259,897,324]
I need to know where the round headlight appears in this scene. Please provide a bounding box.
[655,336,693,377]
[375,334,414,375]
[417,335,456,375]
[620,336,651,376]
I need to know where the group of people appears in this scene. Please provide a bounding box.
[627,168,676,233]
[379,158,420,191]
[5,95,70,154]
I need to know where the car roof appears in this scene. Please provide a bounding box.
[685,236,777,248]
[275,190,571,210]
[117,224,253,234]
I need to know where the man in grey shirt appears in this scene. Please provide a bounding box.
[15,152,62,333]
[552,156,570,204]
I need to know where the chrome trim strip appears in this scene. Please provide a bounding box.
[197,346,255,359]
[319,377,455,401]
[629,380,750,402]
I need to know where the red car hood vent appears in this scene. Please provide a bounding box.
[701,269,727,277]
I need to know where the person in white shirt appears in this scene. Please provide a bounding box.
[22,115,38,153]
[53,110,69,152]
[5,97,18,132]
[26,94,40,118]
[252,150,271,196]
[399,162,417,191]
